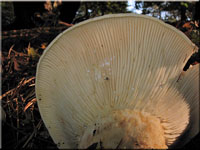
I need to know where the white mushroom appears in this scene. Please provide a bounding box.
[35,14,199,149]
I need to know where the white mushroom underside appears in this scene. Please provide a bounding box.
[36,14,199,148]
[79,109,168,149]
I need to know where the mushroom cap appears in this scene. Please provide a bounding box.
[35,14,199,149]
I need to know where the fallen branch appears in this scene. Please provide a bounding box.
[2,26,69,40]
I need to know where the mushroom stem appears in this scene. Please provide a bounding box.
[79,109,168,149]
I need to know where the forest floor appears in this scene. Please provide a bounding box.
[1,25,200,149]
[1,26,69,149]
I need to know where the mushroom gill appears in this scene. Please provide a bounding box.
[35,14,199,149]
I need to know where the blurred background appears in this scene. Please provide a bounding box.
[1,1,199,149]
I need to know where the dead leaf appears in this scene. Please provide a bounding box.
[41,43,48,49]
[53,0,62,8]
[44,0,53,11]
[194,21,199,27]
[13,57,22,71]
[26,43,40,59]
[182,22,192,29]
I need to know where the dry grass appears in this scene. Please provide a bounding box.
[1,27,64,149]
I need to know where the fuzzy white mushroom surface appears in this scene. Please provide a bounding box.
[36,14,199,149]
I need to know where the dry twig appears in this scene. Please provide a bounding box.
[22,119,43,148]
[0,77,35,100]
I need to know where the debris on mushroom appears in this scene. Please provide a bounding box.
[36,14,199,149]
